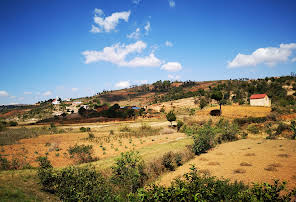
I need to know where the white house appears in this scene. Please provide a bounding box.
[250,94,271,107]
[52,99,60,105]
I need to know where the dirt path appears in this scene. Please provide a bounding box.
[157,139,296,189]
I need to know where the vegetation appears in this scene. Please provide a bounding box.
[68,144,98,164]
[166,111,176,126]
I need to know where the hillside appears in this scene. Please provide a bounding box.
[1,75,296,124]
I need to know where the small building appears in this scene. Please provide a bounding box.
[52,99,60,105]
[250,94,271,107]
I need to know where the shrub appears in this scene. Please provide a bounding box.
[192,125,215,155]
[177,120,184,131]
[9,121,18,127]
[88,133,95,139]
[130,166,296,201]
[247,124,259,134]
[80,127,91,132]
[111,151,147,194]
[37,157,114,201]
[199,98,207,109]
[210,109,221,116]
[290,121,296,140]
[162,152,177,171]
[275,122,289,135]
[68,144,98,164]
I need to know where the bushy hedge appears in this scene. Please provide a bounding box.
[37,156,114,201]
[129,166,296,201]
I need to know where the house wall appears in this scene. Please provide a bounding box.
[250,96,271,107]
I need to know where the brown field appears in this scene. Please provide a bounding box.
[196,105,271,119]
[0,120,187,168]
[157,139,296,189]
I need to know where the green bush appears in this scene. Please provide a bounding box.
[290,121,296,140]
[247,124,259,134]
[68,144,98,164]
[192,125,215,155]
[9,121,18,127]
[129,166,296,201]
[37,157,114,201]
[162,152,177,171]
[80,127,91,132]
[176,120,184,131]
[111,151,147,194]
[166,111,176,126]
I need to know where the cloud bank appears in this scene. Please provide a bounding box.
[228,43,296,68]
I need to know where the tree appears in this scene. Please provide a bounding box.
[211,91,224,113]
[166,111,176,126]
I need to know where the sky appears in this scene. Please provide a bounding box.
[0,0,296,105]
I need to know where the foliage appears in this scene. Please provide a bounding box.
[37,157,114,201]
[68,144,98,164]
[199,98,207,109]
[176,120,184,131]
[192,124,216,155]
[247,124,259,134]
[111,151,147,194]
[129,166,296,201]
[80,127,91,132]
[166,111,176,125]
[161,152,177,171]
[290,121,296,140]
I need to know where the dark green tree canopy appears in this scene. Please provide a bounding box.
[166,111,176,125]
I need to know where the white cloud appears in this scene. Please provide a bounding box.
[0,91,8,97]
[124,53,162,67]
[135,80,148,85]
[165,41,173,47]
[91,9,131,33]
[82,40,162,67]
[161,62,182,72]
[144,21,151,34]
[94,8,104,16]
[72,88,79,92]
[115,81,130,89]
[169,0,176,7]
[90,25,101,33]
[168,74,180,80]
[127,28,140,39]
[292,57,296,62]
[9,96,16,99]
[43,91,52,96]
[9,102,19,105]
[24,91,32,95]
[18,97,24,101]
[228,43,296,68]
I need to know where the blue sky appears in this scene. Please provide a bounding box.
[0,0,296,105]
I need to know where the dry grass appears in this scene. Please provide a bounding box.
[208,161,220,166]
[264,166,278,172]
[240,162,252,166]
[245,153,256,156]
[233,168,246,174]
[199,157,208,161]
[215,152,223,155]
[268,163,282,168]
[195,105,271,119]
[199,169,211,176]
[278,154,289,158]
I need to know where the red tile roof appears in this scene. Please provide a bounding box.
[250,94,267,99]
